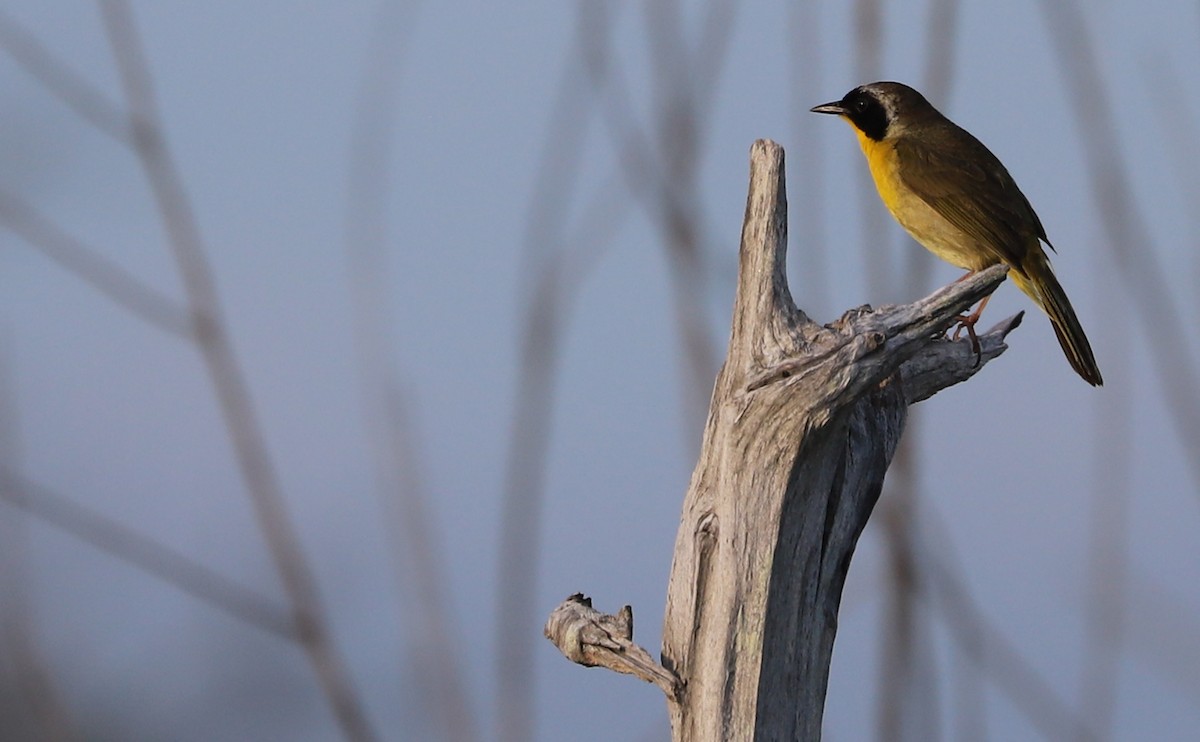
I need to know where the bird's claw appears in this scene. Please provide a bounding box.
[953,315,983,367]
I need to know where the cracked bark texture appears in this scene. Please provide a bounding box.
[546,140,1018,742]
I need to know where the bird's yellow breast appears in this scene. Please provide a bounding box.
[852,125,992,271]
[855,128,905,216]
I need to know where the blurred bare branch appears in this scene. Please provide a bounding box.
[852,0,882,78]
[0,347,76,742]
[647,0,738,119]
[0,468,295,640]
[1039,0,1200,493]
[0,550,76,742]
[1124,570,1200,696]
[1078,437,1130,740]
[1042,9,1191,715]
[645,0,730,428]
[919,511,1097,741]
[1077,203,1134,740]
[583,1,737,435]
[0,187,191,337]
[949,618,988,742]
[97,3,378,739]
[496,6,741,742]
[495,153,627,742]
[495,4,629,741]
[592,36,721,412]
[904,0,961,298]
[1141,55,1200,300]
[787,0,829,315]
[343,2,478,741]
[0,8,130,143]
[873,1,961,737]
[920,0,960,112]
[875,496,941,742]
[853,0,893,302]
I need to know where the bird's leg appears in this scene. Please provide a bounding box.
[951,293,992,366]
[951,293,992,339]
[949,271,981,360]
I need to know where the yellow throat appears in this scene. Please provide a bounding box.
[852,125,903,217]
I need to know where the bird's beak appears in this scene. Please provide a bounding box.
[810,102,846,115]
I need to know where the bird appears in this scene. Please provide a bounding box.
[811,81,1102,386]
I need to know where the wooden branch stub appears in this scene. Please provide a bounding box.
[544,594,681,702]
[745,264,1013,395]
[900,311,1024,403]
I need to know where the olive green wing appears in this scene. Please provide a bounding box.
[893,128,1051,266]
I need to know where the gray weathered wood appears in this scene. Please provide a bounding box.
[545,140,1018,741]
[543,594,681,701]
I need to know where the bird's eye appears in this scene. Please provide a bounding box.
[854,98,869,112]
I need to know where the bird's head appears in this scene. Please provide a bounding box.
[810,82,936,141]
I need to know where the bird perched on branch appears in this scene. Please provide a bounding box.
[811,81,1102,386]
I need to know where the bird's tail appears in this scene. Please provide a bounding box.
[1011,251,1103,386]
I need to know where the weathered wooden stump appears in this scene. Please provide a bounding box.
[545,140,1020,741]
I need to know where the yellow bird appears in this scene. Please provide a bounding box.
[812,82,1102,386]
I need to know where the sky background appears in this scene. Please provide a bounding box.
[0,1,1198,741]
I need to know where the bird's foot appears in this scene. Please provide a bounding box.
[950,293,991,368]
[952,314,983,367]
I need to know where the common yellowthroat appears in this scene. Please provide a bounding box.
[811,82,1102,386]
